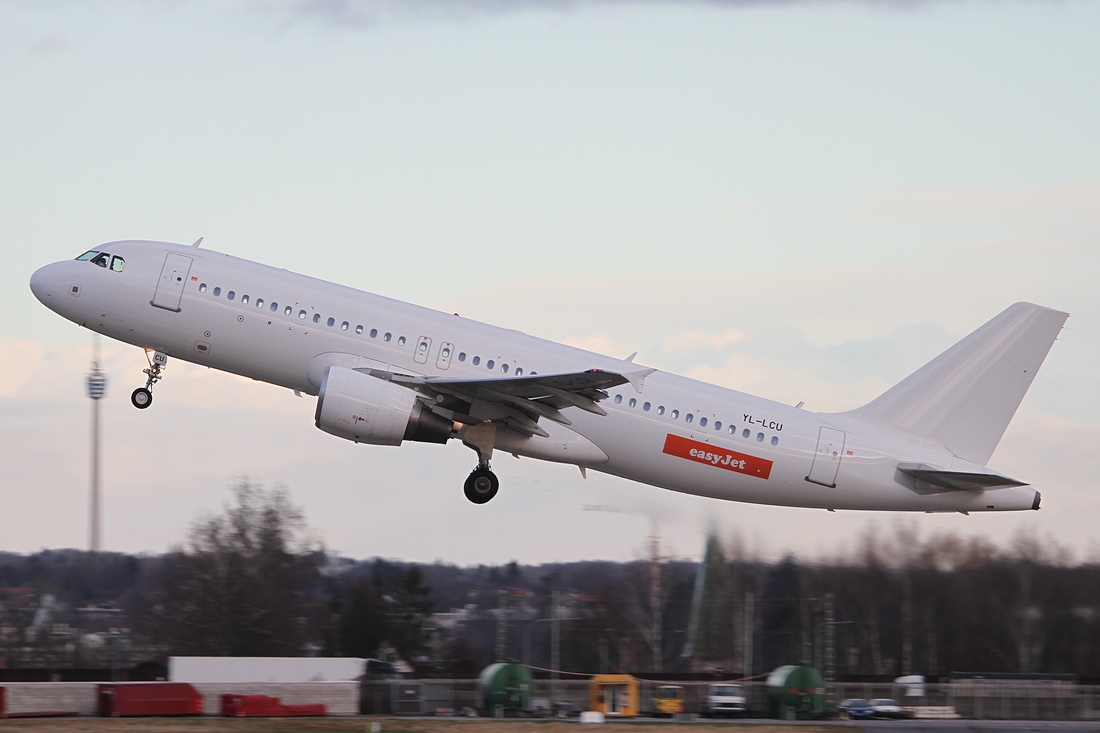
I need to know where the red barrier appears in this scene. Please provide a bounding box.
[221,693,326,717]
[98,683,203,717]
[281,703,327,716]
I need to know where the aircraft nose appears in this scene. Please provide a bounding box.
[29,263,61,305]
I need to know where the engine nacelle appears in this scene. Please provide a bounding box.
[315,366,452,445]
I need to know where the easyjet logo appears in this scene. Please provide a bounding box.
[662,434,772,480]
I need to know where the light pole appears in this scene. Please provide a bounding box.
[86,338,107,552]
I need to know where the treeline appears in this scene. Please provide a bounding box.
[1,483,1099,680]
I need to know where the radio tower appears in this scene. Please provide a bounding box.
[86,337,108,552]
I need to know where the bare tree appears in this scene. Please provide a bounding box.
[136,481,324,656]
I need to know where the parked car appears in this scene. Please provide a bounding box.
[838,698,876,719]
[652,685,684,717]
[703,683,747,718]
[869,698,905,718]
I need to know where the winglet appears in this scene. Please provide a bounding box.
[625,352,638,363]
[624,367,657,394]
[191,237,204,248]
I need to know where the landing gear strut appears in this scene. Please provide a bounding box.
[461,423,500,504]
[131,350,168,410]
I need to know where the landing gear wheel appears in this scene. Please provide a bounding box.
[131,387,153,409]
[464,468,499,504]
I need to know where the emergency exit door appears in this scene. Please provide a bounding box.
[151,253,193,312]
[806,426,846,488]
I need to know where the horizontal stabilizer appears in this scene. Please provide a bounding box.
[897,463,1027,492]
[846,302,1067,465]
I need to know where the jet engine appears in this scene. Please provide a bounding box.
[315,366,452,445]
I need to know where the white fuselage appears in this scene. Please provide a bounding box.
[29,240,1041,512]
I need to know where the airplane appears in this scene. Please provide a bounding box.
[30,239,1067,512]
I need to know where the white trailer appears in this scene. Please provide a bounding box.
[169,656,366,683]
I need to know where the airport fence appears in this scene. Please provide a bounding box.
[360,679,1100,720]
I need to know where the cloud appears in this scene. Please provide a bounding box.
[251,0,953,28]
[26,33,71,58]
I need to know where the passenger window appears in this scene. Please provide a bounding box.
[284,305,293,316]
[515,367,523,376]
[643,402,650,411]
[458,352,466,362]
[110,256,125,272]
[685,413,694,423]
[657,406,665,415]
[614,394,623,404]
[199,283,208,293]
[485,359,493,369]
[398,336,406,345]
[341,321,349,331]
[256,298,264,308]
[370,329,378,338]
[356,325,364,335]
[384,332,392,342]
[90,253,110,268]
[671,409,679,419]
[728,425,736,435]
[501,364,508,373]
[327,318,335,327]
[242,295,250,305]
[298,310,307,320]
[313,314,321,324]
[714,421,721,430]
[629,398,637,408]
[213,287,221,297]
[270,302,278,312]
[771,436,779,446]
[699,417,708,427]
[743,429,750,438]
[227,291,235,301]
[757,432,764,442]
[472,356,480,365]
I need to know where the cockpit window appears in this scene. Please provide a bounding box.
[76,250,125,272]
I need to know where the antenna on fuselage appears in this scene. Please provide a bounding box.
[191,237,204,248]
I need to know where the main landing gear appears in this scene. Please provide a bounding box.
[131,350,168,409]
[461,423,499,504]
[464,466,499,504]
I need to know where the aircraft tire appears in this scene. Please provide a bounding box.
[464,468,499,504]
[131,387,153,409]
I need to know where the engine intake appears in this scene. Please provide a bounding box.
[315,366,452,445]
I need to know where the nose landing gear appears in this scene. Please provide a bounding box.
[131,350,167,409]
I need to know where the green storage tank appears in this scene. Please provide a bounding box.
[478,662,533,717]
[766,665,827,720]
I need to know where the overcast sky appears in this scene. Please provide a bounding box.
[1,0,1097,566]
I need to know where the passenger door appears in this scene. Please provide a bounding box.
[151,253,193,312]
[806,426,846,488]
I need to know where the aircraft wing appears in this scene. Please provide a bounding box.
[373,367,654,437]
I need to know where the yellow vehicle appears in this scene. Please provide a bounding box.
[653,685,685,716]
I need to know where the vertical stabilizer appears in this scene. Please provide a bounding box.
[845,302,1067,465]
